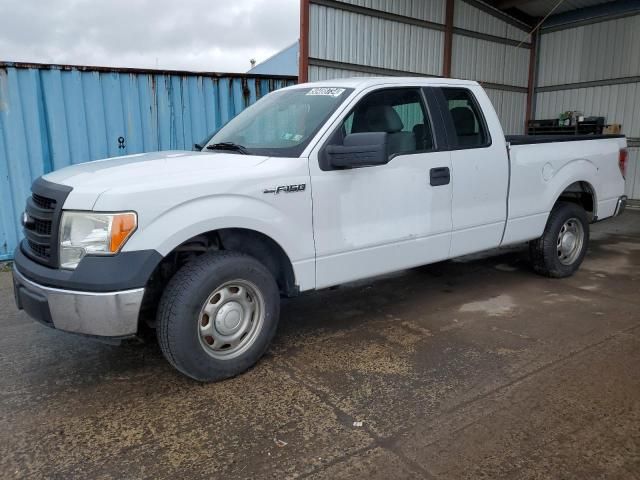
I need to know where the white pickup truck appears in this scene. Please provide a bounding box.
[13,77,628,381]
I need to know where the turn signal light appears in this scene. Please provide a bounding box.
[110,213,137,253]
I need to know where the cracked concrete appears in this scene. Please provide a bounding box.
[1,211,639,479]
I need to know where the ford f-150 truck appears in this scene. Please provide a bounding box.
[13,77,628,381]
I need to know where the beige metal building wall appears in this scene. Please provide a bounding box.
[535,13,640,199]
[307,0,446,79]
[302,0,533,134]
[451,0,531,134]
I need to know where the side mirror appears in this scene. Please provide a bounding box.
[193,143,204,151]
[326,132,388,169]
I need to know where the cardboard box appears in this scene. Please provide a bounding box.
[604,123,622,134]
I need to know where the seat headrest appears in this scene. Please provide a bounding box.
[353,105,404,133]
[413,123,433,149]
[450,107,477,136]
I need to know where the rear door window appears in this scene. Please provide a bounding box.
[439,88,489,149]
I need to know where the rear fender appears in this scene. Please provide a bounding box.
[545,159,598,215]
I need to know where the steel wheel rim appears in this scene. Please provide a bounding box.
[557,217,584,265]
[197,279,265,359]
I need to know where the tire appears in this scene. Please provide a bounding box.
[529,201,590,278]
[157,251,280,382]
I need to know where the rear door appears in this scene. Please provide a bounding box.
[431,86,509,257]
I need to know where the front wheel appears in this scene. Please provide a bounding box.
[529,201,590,278]
[156,251,280,382]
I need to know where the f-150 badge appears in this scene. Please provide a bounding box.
[263,184,306,194]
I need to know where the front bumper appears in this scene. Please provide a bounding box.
[13,266,144,338]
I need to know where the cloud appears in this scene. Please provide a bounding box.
[0,0,300,72]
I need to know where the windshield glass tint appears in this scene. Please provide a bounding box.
[205,87,353,157]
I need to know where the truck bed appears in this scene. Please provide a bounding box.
[506,134,625,145]
[502,134,626,247]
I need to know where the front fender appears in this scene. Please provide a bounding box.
[122,194,316,290]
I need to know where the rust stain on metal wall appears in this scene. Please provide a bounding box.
[0,68,7,112]
[241,78,251,108]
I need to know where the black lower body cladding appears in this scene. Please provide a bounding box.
[14,243,163,292]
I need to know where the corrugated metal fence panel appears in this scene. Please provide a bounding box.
[625,147,640,200]
[309,3,444,76]
[337,0,445,23]
[453,0,529,43]
[308,65,371,81]
[535,82,640,138]
[0,64,295,260]
[538,15,640,87]
[452,34,529,88]
[484,88,527,134]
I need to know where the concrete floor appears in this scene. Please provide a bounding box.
[1,212,639,479]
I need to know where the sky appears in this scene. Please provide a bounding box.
[0,0,300,73]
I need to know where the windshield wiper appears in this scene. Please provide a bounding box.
[206,142,249,154]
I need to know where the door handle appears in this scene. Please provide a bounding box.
[430,167,450,186]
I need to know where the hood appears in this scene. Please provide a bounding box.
[44,151,269,209]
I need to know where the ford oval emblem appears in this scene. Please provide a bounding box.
[21,211,31,228]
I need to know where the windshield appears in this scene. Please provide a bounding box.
[204,87,353,157]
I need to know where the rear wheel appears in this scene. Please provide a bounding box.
[157,251,280,382]
[529,202,589,278]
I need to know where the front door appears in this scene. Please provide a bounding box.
[309,87,453,288]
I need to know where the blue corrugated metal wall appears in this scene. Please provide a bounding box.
[0,62,296,260]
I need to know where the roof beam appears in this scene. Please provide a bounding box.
[493,0,536,9]
[479,0,538,26]
[463,0,536,28]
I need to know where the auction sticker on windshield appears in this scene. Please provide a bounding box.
[306,87,346,97]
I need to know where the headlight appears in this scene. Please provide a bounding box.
[59,211,137,269]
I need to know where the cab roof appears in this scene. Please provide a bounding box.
[290,76,480,90]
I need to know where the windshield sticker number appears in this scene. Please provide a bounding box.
[281,133,304,141]
[306,87,346,97]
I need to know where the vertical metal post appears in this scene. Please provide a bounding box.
[443,0,455,77]
[525,30,538,132]
[299,0,310,83]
